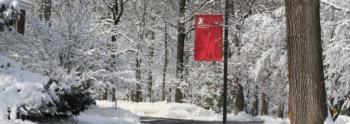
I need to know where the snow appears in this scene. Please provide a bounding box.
[259,116,289,124]
[97,100,222,121]
[75,105,140,124]
[228,112,263,121]
[0,119,37,124]
[0,54,50,120]
[258,115,350,124]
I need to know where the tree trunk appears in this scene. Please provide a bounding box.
[17,10,26,34]
[40,0,51,21]
[175,0,186,103]
[285,0,327,123]
[252,92,259,116]
[112,88,116,101]
[134,0,148,103]
[103,85,108,100]
[161,20,169,101]
[277,103,285,118]
[235,81,244,115]
[261,93,268,115]
[147,43,154,102]
[135,54,142,102]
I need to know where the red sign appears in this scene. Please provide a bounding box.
[194,14,223,61]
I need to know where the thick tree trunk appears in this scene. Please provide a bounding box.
[175,0,186,103]
[285,0,327,123]
[261,93,268,115]
[161,20,169,101]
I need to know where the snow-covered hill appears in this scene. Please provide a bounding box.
[0,54,50,120]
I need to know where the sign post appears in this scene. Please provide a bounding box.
[194,1,228,124]
[223,0,229,123]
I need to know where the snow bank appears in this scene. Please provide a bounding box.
[0,54,50,120]
[97,100,221,121]
[258,116,289,124]
[76,105,141,124]
[334,115,350,124]
[228,112,263,121]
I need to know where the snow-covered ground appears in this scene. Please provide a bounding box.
[98,100,266,121]
[97,100,223,121]
[76,105,140,124]
[98,100,350,124]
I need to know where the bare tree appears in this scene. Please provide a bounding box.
[102,0,128,25]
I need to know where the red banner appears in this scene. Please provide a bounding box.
[194,14,223,61]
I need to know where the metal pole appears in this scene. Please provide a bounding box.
[223,0,229,124]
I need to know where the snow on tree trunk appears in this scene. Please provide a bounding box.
[175,0,186,103]
[161,20,169,101]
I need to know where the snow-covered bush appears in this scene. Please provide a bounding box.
[0,0,19,31]
[0,54,51,120]
[16,78,95,121]
[1,54,95,121]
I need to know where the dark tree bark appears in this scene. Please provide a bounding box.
[133,0,148,102]
[135,54,142,102]
[161,20,169,101]
[261,93,268,115]
[103,85,108,100]
[277,103,285,118]
[40,0,51,21]
[285,0,327,123]
[112,88,116,101]
[252,92,259,116]
[102,0,127,25]
[17,10,26,34]
[147,37,155,102]
[235,79,244,115]
[175,0,186,103]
